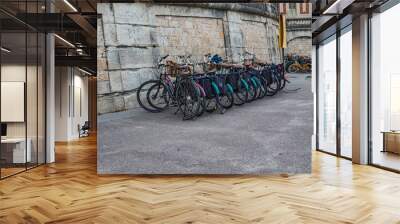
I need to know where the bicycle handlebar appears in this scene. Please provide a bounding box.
[159,54,170,63]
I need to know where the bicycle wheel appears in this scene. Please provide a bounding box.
[146,82,170,111]
[205,98,218,113]
[279,74,287,90]
[137,80,163,113]
[246,78,257,102]
[194,83,206,117]
[266,74,280,96]
[176,78,202,120]
[251,76,264,100]
[234,78,248,106]
[288,64,299,73]
[257,76,268,99]
[208,82,226,114]
[219,83,234,109]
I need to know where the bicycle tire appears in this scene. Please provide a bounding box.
[266,75,280,96]
[146,82,170,111]
[194,83,206,117]
[137,80,164,113]
[251,76,264,100]
[176,78,202,120]
[246,78,257,102]
[219,83,234,109]
[234,78,248,106]
[208,82,225,114]
[257,76,268,99]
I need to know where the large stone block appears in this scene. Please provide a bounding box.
[106,47,120,69]
[118,47,154,69]
[109,70,123,92]
[123,92,140,110]
[98,47,107,58]
[98,4,115,24]
[113,3,154,25]
[113,95,125,112]
[231,47,243,63]
[116,25,155,47]
[97,57,108,74]
[98,80,111,95]
[103,24,118,46]
[121,68,157,91]
[230,32,243,48]
[97,95,114,114]
[98,71,109,81]
[240,13,266,23]
[159,5,224,19]
[226,11,242,22]
[97,19,105,47]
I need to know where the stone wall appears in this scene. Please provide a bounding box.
[287,36,312,56]
[284,7,312,57]
[156,16,226,58]
[97,3,283,114]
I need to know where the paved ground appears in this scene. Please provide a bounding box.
[98,73,313,174]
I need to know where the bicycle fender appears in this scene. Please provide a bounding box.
[211,82,221,95]
[226,83,234,94]
[240,79,249,91]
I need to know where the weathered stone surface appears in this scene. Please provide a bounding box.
[113,95,125,112]
[97,19,104,47]
[113,3,152,25]
[98,47,107,59]
[97,57,108,75]
[98,71,109,81]
[230,32,243,48]
[116,25,154,47]
[98,3,114,24]
[156,16,225,59]
[287,37,312,56]
[97,96,114,114]
[105,47,120,70]
[98,80,111,95]
[103,24,118,46]
[121,68,157,91]
[231,47,243,63]
[241,20,269,62]
[123,92,140,110]
[240,13,266,23]
[109,70,123,92]
[226,10,242,22]
[118,47,154,69]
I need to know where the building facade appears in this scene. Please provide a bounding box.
[279,3,312,57]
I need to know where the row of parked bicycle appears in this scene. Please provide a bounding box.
[136,53,288,120]
[285,54,311,73]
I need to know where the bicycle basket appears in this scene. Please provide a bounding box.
[164,63,179,77]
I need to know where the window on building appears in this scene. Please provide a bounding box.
[300,3,310,14]
[317,35,337,155]
[279,3,288,14]
[371,3,400,171]
[339,26,352,158]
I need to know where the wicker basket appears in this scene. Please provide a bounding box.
[166,60,193,76]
